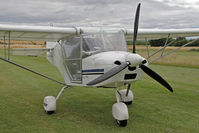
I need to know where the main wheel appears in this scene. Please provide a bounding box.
[116,120,127,127]
[43,96,56,114]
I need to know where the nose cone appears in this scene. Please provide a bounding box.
[126,53,144,66]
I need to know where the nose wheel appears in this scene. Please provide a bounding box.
[112,88,134,127]
[112,102,129,127]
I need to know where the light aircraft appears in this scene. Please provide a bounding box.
[0,3,199,127]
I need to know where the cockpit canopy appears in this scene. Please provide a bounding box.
[82,32,128,53]
[62,31,127,59]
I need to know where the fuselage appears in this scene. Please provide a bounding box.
[47,43,148,88]
[46,31,148,88]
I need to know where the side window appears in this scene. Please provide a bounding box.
[63,37,82,82]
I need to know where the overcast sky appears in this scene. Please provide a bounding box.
[0,0,199,29]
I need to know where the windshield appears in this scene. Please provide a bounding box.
[82,32,127,53]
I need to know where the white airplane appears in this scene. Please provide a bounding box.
[0,3,199,127]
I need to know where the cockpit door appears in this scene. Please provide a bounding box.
[62,37,82,82]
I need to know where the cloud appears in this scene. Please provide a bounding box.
[0,0,198,29]
[152,0,199,9]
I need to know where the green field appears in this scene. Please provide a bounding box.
[0,49,199,133]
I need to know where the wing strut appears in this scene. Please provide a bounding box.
[3,36,6,59]
[0,57,66,86]
[148,38,199,63]
[8,32,11,60]
[146,34,174,59]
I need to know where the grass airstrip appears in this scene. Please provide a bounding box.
[0,47,199,133]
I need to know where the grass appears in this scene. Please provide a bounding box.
[190,48,199,52]
[0,49,199,132]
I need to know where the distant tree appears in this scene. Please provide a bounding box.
[149,38,174,47]
[187,39,199,46]
[127,40,146,45]
[171,37,189,46]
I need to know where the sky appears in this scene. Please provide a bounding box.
[0,0,199,29]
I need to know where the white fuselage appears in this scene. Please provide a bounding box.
[47,42,148,88]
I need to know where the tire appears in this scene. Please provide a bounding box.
[116,120,127,127]
[124,101,132,105]
[46,111,55,115]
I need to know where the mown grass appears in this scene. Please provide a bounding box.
[0,49,199,133]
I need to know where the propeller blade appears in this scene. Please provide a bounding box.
[140,64,173,92]
[132,3,141,53]
[87,62,130,86]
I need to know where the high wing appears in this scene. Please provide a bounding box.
[0,24,77,41]
[0,24,199,41]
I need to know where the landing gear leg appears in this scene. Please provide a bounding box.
[112,88,129,127]
[43,86,68,114]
